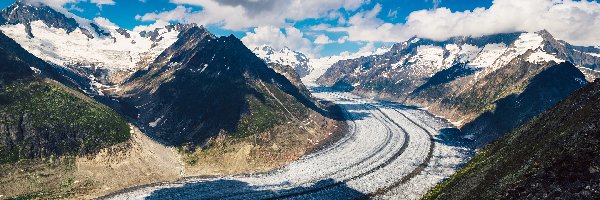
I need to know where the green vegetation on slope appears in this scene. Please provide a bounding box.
[0,80,130,163]
[235,95,283,138]
[424,79,600,199]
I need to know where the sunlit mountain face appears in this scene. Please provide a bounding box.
[0,0,599,199]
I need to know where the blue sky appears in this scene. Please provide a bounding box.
[2,0,600,58]
[0,1,492,30]
[0,0,493,57]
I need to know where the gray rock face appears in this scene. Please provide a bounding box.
[116,28,131,38]
[139,23,197,42]
[1,0,85,38]
[539,30,600,70]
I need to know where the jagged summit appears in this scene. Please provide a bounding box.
[319,31,600,92]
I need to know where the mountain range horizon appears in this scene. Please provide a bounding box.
[1,0,599,199]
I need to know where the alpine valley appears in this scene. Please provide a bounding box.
[0,1,344,198]
[0,0,599,200]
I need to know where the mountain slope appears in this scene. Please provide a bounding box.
[121,26,332,145]
[0,30,130,163]
[0,0,347,197]
[117,26,345,175]
[317,31,599,145]
[0,0,345,178]
[0,28,187,199]
[424,79,600,199]
[460,62,587,145]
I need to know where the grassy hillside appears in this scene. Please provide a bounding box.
[0,28,130,163]
[423,79,600,199]
[0,80,130,163]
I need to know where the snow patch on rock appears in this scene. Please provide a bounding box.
[527,50,564,64]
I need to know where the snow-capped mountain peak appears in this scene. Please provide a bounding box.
[252,45,311,77]
[318,30,600,98]
[0,0,198,93]
[253,45,276,57]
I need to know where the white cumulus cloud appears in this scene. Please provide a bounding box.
[137,0,370,30]
[90,0,115,6]
[22,0,115,8]
[329,0,600,47]
[314,34,333,44]
[241,26,321,57]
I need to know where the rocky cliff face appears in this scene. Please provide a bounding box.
[317,31,599,145]
[266,63,312,96]
[424,79,600,199]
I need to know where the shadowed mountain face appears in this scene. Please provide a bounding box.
[424,79,600,200]
[0,1,339,165]
[122,27,325,146]
[0,31,130,163]
[461,62,587,146]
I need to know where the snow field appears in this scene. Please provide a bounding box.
[0,21,180,73]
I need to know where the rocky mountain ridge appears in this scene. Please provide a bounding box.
[317,30,599,145]
[0,1,346,198]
